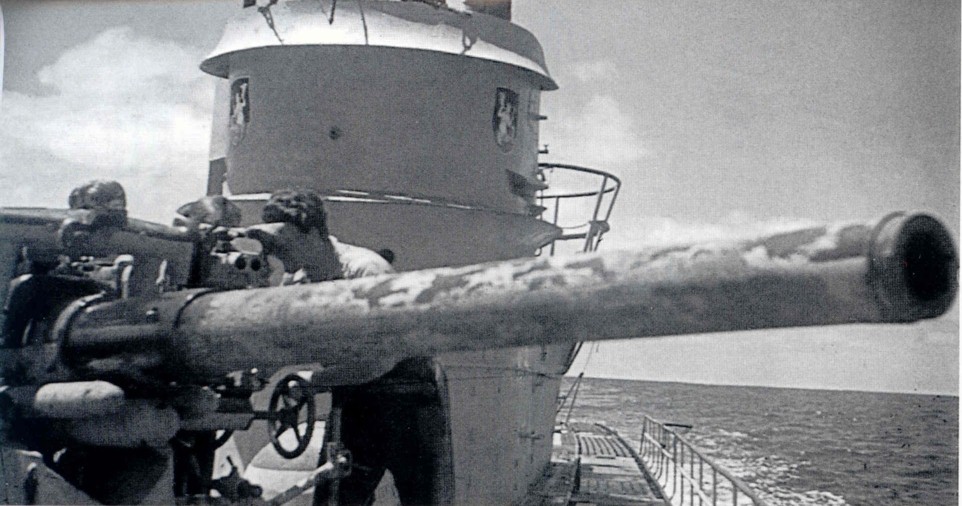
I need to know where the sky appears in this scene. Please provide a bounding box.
[514,0,960,395]
[0,0,958,394]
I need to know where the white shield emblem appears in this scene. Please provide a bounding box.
[229,78,250,146]
[493,88,519,153]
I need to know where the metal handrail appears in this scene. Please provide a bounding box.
[638,416,767,506]
[536,163,621,254]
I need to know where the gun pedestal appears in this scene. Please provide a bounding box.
[323,398,346,506]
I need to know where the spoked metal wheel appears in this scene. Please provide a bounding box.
[267,374,316,459]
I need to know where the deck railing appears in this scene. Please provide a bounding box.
[638,416,767,506]
[536,163,621,254]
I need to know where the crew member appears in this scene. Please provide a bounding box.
[242,189,398,503]
[57,180,129,250]
[245,189,393,285]
[67,179,128,222]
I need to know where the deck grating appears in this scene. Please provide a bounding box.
[523,424,667,506]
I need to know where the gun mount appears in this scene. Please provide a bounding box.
[0,207,956,504]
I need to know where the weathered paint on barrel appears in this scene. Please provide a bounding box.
[64,214,957,384]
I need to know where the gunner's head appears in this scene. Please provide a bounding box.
[68,180,127,213]
[66,179,128,228]
[261,189,329,238]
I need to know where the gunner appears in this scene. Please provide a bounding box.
[245,188,393,285]
[57,180,129,250]
[67,180,127,215]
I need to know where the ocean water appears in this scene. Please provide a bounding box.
[561,378,958,506]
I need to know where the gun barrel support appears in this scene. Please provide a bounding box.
[65,213,957,385]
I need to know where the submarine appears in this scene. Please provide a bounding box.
[0,1,956,505]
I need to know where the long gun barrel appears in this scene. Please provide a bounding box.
[62,212,957,385]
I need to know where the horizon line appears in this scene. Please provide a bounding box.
[564,374,960,398]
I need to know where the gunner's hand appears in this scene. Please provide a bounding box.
[243,223,287,252]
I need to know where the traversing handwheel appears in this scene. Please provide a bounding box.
[267,373,316,459]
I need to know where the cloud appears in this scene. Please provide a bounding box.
[539,192,821,257]
[600,212,819,251]
[568,59,619,84]
[542,94,647,167]
[540,59,646,167]
[0,27,216,222]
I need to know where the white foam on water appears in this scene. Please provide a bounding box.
[693,436,850,506]
[714,429,751,439]
[760,488,848,506]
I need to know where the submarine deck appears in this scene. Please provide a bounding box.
[523,422,668,506]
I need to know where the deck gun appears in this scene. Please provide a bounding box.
[0,207,956,504]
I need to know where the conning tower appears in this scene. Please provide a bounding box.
[203,0,561,269]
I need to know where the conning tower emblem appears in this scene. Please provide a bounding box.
[229,78,251,146]
[493,87,519,152]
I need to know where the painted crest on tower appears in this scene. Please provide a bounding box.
[493,87,519,153]
[229,78,250,146]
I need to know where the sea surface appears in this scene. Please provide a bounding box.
[561,377,958,506]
